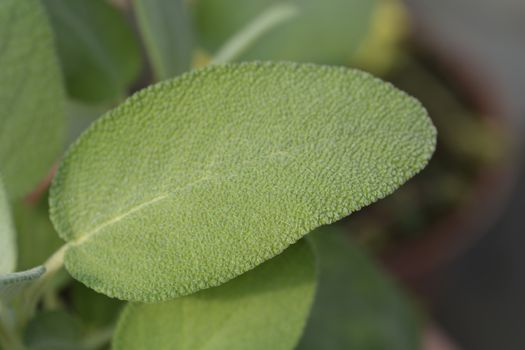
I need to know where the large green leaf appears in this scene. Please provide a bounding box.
[132,0,194,80]
[43,0,141,103]
[298,227,421,350]
[0,178,15,274]
[50,62,436,302]
[193,0,377,64]
[0,0,65,199]
[112,240,315,350]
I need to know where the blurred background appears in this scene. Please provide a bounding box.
[403,1,525,349]
[34,0,525,348]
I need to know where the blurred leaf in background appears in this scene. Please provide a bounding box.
[13,199,63,272]
[43,0,141,104]
[298,227,422,350]
[70,282,123,331]
[132,0,194,80]
[24,311,86,350]
[0,0,65,200]
[192,0,406,71]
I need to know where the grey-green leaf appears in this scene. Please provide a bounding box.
[43,0,141,103]
[0,178,16,274]
[193,0,377,64]
[132,0,194,80]
[50,62,436,302]
[0,0,65,199]
[0,266,45,302]
[112,240,316,350]
[298,227,421,350]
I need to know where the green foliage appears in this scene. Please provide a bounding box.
[132,0,194,80]
[13,200,63,272]
[298,228,421,349]
[24,311,86,350]
[0,0,65,199]
[0,1,438,348]
[49,62,435,302]
[192,0,377,64]
[0,179,15,274]
[43,0,141,103]
[112,240,315,350]
[71,282,123,330]
[0,267,45,302]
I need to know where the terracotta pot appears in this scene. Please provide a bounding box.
[379,10,519,297]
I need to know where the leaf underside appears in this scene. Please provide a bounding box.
[50,62,436,302]
[113,240,316,350]
[0,0,65,199]
[0,266,45,302]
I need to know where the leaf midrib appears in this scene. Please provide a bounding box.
[71,176,213,245]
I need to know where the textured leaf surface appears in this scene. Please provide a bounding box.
[0,0,65,199]
[43,0,141,103]
[193,0,376,64]
[0,178,16,274]
[50,62,436,302]
[113,240,315,350]
[298,227,421,350]
[0,266,45,302]
[132,0,194,80]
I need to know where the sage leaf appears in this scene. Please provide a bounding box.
[112,240,315,350]
[50,62,436,302]
[193,0,376,64]
[298,228,421,350]
[132,0,194,80]
[0,0,65,199]
[43,0,141,103]
[0,178,16,274]
[0,266,45,302]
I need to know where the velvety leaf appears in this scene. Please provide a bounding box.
[24,310,86,350]
[0,178,16,274]
[13,199,63,271]
[112,240,315,350]
[50,62,436,302]
[132,0,194,80]
[193,0,377,64]
[297,227,421,350]
[0,266,45,302]
[0,0,65,199]
[43,0,141,103]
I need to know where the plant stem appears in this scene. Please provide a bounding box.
[19,244,68,327]
[210,3,299,64]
